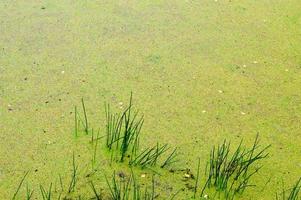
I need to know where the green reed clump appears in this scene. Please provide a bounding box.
[276,177,301,200]
[104,93,178,169]
[201,134,270,198]
[105,93,143,162]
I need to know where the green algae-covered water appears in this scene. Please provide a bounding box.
[0,0,301,199]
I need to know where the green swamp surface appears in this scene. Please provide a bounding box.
[0,0,301,199]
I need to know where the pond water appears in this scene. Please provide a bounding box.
[0,0,300,199]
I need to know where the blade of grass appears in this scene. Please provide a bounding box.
[12,170,29,200]
[81,98,89,134]
[194,157,201,199]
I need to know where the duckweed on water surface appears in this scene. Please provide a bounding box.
[1,0,301,199]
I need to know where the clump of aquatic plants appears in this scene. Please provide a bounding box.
[276,177,301,200]
[201,134,271,199]
[105,93,143,162]
[104,93,177,169]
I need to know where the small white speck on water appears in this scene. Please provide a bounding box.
[8,104,11,107]
[184,173,191,178]
[61,71,65,74]
[243,64,247,68]
[285,69,289,72]
[141,174,146,178]
[119,102,123,106]
[202,110,206,113]
[204,194,209,199]
[253,61,258,64]
[218,90,223,93]
[48,141,52,145]
[241,111,246,115]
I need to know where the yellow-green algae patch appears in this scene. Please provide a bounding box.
[0,0,300,199]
